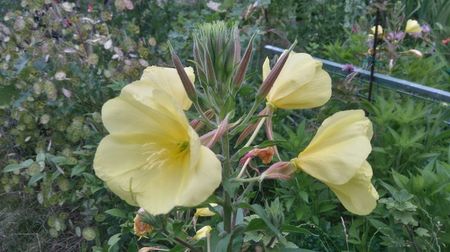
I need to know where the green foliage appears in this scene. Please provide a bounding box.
[1,0,449,251]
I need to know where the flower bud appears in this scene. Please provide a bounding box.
[193,225,212,240]
[261,161,296,180]
[370,25,383,35]
[169,45,197,102]
[407,49,423,58]
[405,19,421,33]
[256,40,297,99]
[193,21,239,92]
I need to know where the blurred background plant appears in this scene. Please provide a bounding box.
[1,0,449,251]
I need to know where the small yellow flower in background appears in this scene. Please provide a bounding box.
[405,19,421,33]
[195,203,218,217]
[292,110,378,215]
[93,81,222,215]
[193,225,212,240]
[140,66,195,110]
[370,25,383,35]
[133,209,153,237]
[264,52,331,110]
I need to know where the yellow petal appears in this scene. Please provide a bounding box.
[405,19,421,33]
[140,66,195,110]
[94,135,152,180]
[262,57,270,81]
[193,225,212,240]
[102,85,189,140]
[296,110,372,185]
[195,203,218,217]
[265,52,331,110]
[269,67,331,109]
[174,146,222,208]
[327,162,379,215]
[370,25,383,35]
[94,85,222,215]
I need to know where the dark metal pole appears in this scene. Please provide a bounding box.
[368,7,381,102]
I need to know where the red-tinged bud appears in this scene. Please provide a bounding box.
[190,109,215,131]
[169,43,197,102]
[261,162,296,180]
[236,107,270,146]
[233,33,256,88]
[199,115,233,148]
[256,40,297,99]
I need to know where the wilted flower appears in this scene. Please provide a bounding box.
[195,203,218,217]
[193,226,212,240]
[292,110,378,215]
[405,19,421,33]
[93,81,222,215]
[264,52,331,110]
[240,147,275,165]
[140,66,195,110]
[370,25,383,35]
[134,209,153,237]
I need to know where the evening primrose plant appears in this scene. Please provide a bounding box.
[93,21,378,251]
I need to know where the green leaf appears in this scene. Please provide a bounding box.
[246,218,267,232]
[28,173,45,186]
[238,202,282,240]
[105,208,127,219]
[3,164,23,173]
[281,224,314,236]
[108,233,122,247]
[71,164,86,177]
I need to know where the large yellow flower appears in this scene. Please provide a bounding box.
[264,52,331,110]
[93,80,221,215]
[293,110,378,215]
[140,66,195,110]
[405,19,421,33]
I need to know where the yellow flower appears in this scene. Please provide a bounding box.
[93,80,222,215]
[195,203,218,217]
[264,52,331,110]
[193,225,212,240]
[405,19,421,33]
[293,110,378,215]
[370,25,383,35]
[140,66,195,110]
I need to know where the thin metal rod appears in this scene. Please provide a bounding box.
[368,8,381,102]
[263,45,450,103]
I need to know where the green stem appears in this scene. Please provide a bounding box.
[231,177,261,183]
[193,101,215,129]
[230,100,260,135]
[244,117,266,147]
[162,231,199,252]
[221,132,233,234]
